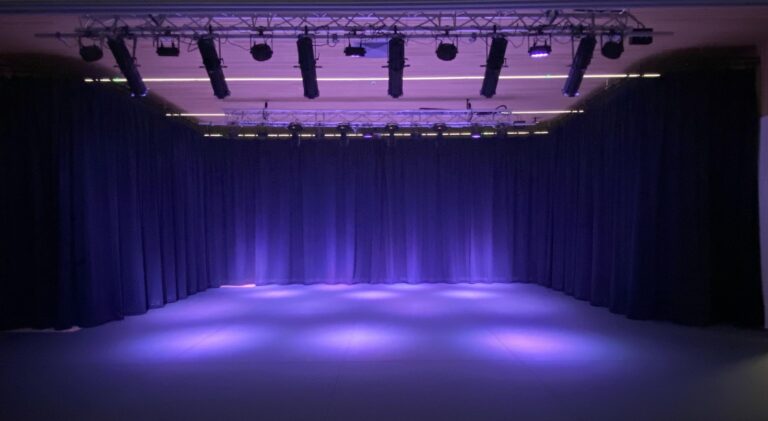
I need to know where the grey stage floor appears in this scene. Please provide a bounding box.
[1,283,767,421]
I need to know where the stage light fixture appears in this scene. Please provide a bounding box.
[629,28,653,45]
[338,123,352,141]
[528,43,551,58]
[344,45,366,57]
[480,36,508,98]
[470,126,482,139]
[297,35,319,99]
[197,35,230,99]
[250,43,273,61]
[106,36,147,97]
[288,122,303,140]
[385,123,399,139]
[156,40,180,57]
[79,43,103,62]
[387,36,406,98]
[436,42,458,61]
[601,33,624,60]
[562,35,596,98]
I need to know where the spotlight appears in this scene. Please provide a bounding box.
[79,44,103,62]
[433,123,447,138]
[250,43,273,61]
[156,40,180,57]
[297,35,319,99]
[528,43,551,58]
[480,36,508,98]
[106,37,147,97]
[470,125,481,139]
[288,122,303,140]
[338,123,352,141]
[629,28,653,45]
[385,123,399,138]
[601,33,624,60]
[197,35,230,99]
[495,124,508,138]
[435,42,458,61]
[344,45,366,57]
[387,36,406,98]
[562,35,596,97]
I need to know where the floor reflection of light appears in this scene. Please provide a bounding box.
[383,300,457,318]
[221,284,256,288]
[116,325,272,362]
[441,289,498,299]
[349,323,412,354]
[492,328,623,362]
[157,302,248,323]
[305,323,413,357]
[250,288,304,299]
[344,290,399,300]
[315,284,354,291]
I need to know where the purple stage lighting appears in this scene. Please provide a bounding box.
[528,43,552,58]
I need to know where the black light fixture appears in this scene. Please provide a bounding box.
[106,36,147,97]
[387,35,406,98]
[79,42,103,62]
[470,125,482,139]
[436,42,458,61]
[385,123,399,139]
[601,32,624,60]
[297,35,319,99]
[480,36,508,98]
[433,122,447,139]
[629,27,653,45]
[250,43,273,61]
[528,42,551,58]
[344,44,366,57]
[288,122,303,141]
[156,38,180,57]
[197,35,230,99]
[338,123,352,141]
[562,35,596,97]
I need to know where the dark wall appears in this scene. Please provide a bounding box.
[0,63,762,329]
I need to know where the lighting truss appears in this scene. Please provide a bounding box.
[221,108,580,128]
[36,10,655,42]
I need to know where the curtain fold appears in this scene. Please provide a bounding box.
[0,64,763,329]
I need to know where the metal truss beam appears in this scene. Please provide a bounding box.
[36,9,653,41]
[219,108,581,128]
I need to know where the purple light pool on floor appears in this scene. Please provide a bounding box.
[441,289,498,299]
[491,328,624,362]
[345,290,399,300]
[250,288,305,299]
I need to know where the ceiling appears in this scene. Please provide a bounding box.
[1,5,768,127]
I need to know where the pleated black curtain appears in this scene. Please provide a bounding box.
[0,64,762,329]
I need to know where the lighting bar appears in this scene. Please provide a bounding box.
[297,35,319,99]
[197,35,230,99]
[563,35,597,97]
[387,36,405,98]
[38,10,655,42]
[86,73,661,84]
[480,36,508,98]
[106,36,147,97]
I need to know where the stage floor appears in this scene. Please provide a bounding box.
[1,283,767,420]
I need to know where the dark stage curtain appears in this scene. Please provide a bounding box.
[1,79,210,328]
[0,64,762,329]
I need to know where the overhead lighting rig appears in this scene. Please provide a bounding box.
[221,108,575,128]
[38,10,658,98]
[41,10,654,42]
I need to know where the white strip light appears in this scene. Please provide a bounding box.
[86,73,660,84]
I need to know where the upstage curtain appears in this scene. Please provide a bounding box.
[0,63,762,329]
